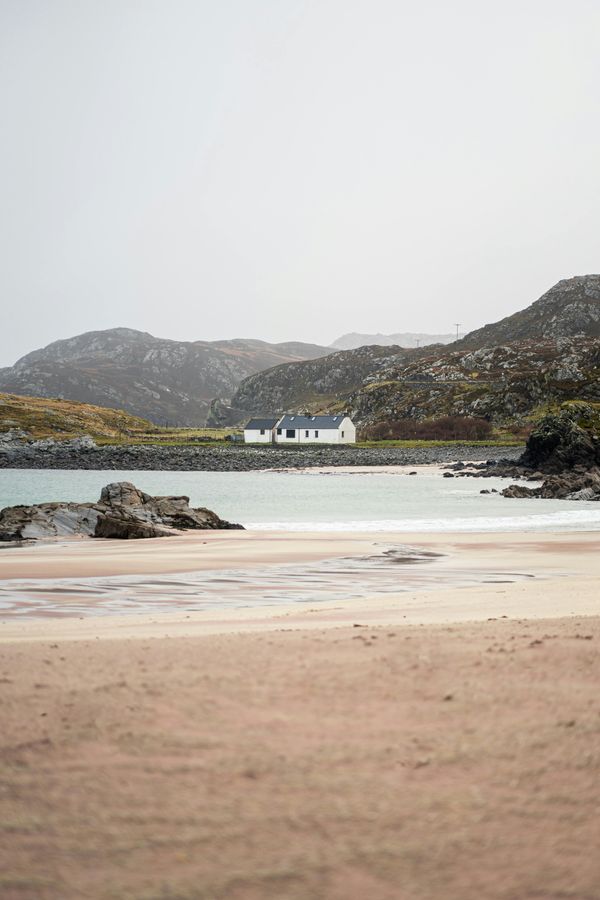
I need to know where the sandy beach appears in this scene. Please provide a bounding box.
[1,528,599,899]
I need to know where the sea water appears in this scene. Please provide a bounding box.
[1,467,599,533]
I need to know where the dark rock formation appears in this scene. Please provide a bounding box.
[0,481,242,541]
[501,469,600,501]
[520,407,600,473]
[487,404,600,501]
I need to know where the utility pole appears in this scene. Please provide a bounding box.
[415,339,420,348]
[453,323,462,342]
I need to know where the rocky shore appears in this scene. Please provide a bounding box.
[0,432,524,472]
[443,405,600,501]
[0,481,242,541]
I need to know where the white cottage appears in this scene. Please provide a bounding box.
[274,414,356,444]
[244,414,356,444]
[243,417,279,443]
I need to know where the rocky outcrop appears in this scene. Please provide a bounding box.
[488,404,600,501]
[0,329,331,427]
[0,481,242,541]
[519,407,600,472]
[501,468,600,501]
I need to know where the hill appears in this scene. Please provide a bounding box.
[331,332,455,350]
[230,276,600,427]
[0,329,331,426]
[0,392,155,440]
[459,274,600,347]
[230,345,405,416]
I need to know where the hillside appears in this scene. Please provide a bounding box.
[0,329,331,426]
[230,345,407,415]
[331,332,455,350]
[349,337,600,426]
[0,392,155,440]
[459,275,600,347]
[230,276,600,427]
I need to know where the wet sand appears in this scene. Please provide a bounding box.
[0,529,598,637]
[1,529,599,899]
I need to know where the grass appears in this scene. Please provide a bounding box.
[0,392,240,443]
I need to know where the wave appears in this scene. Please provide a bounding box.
[244,509,600,533]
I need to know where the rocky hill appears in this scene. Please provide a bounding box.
[459,275,600,348]
[331,332,455,350]
[231,345,406,416]
[349,337,600,427]
[0,329,331,426]
[230,276,600,427]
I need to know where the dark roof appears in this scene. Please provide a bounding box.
[276,414,351,430]
[244,418,279,430]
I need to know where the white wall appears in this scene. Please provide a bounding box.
[243,428,273,443]
[273,418,356,444]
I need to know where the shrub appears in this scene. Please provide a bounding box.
[362,415,493,441]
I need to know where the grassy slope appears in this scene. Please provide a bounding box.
[0,392,233,443]
[0,392,158,440]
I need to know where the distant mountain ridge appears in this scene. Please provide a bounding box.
[0,328,331,426]
[331,332,455,350]
[230,275,600,427]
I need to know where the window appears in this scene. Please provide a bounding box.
[315,430,319,438]
[305,430,309,438]
[260,429,265,435]
[277,428,282,435]
[341,431,345,438]
[286,429,295,438]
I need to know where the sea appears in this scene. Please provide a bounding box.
[1,466,600,533]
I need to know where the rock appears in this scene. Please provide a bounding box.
[0,442,524,472]
[566,487,600,501]
[501,484,535,499]
[94,511,174,539]
[501,468,600,501]
[520,407,599,473]
[0,481,242,542]
[0,428,29,445]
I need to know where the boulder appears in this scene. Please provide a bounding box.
[520,407,599,473]
[0,481,243,542]
[501,468,600,501]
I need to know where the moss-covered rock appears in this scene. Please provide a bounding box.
[520,404,600,472]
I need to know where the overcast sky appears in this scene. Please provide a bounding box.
[1,0,599,366]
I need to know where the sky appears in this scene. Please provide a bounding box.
[1,0,599,366]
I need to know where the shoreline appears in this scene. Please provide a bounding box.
[0,442,523,471]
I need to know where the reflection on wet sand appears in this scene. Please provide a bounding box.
[0,542,542,619]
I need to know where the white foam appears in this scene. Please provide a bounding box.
[245,509,600,533]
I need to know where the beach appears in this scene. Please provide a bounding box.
[1,528,599,898]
